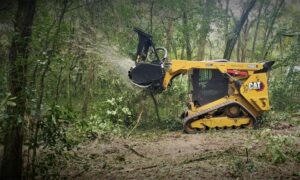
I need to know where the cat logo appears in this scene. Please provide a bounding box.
[248,82,263,90]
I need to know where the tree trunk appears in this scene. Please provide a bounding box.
[0,0,36,179]
[149,0,154,34]
[251,0,263,58]
[225,0,230,42]
[172,44,178,59]
[223,0,256,60]
[262,0,284,59]
[55,66,63,103]
[31,1,68,177]
[163,17,177,59]
[197,0,215,60]
[241,33,247,62]
[208,39,213,59]
[182,9,192,91]
[197,40,206,60]
[149,91,161,123]
[236,36,241,62]
[165,18,173,53]
[180,44,185,59]
[240,18,248,62]
[182,11,192,60]
[81,61,94,118]
[241,18,255,62]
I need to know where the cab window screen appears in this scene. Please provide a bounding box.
[192,69,228,106]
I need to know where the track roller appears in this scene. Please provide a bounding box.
[225,105,241,118]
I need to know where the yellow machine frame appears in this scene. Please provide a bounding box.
[160,60,271,132]
[129,28,273,133]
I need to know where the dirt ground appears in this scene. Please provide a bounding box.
[63,125,300,180]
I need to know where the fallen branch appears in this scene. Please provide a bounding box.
[126,107,144,138]
[149,90,161,123]
[127,164,158,171]
[181,150,231,164]
[123,144,150,159]
[71,170,86,178]
[119,164,164,173]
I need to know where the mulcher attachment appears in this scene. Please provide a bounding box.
[128,28,165,91]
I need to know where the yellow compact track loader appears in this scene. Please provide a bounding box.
[128,28,274,133]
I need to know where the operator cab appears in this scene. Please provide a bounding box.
[191,69,229,106]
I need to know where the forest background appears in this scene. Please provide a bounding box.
[0,0,299,179]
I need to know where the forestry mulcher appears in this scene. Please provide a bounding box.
[128,28,274,133]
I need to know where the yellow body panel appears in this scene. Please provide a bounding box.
[163,60,263,88]
[240,73,270,111]
[191,116,251,129]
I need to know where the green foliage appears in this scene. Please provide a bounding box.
[40,105,76,149]
[270,79,291,109]
[148,78,188,130]
[36,150,69,179]
[294,152,300,163]
[0,93,16,120]
[34,105,77,178]
[85,114,124,136]
[229,157,244,177]
[0,93,17,142]
[259,111,291,126]
[259,128,295,164]
[72,92,137,140]
[1,0,300,178]
[270,76,300,111]
[270,36,300,111]
[229,157,257,178]
[103,97,133,124]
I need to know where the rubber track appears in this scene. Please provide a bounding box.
[183,100,256,132]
